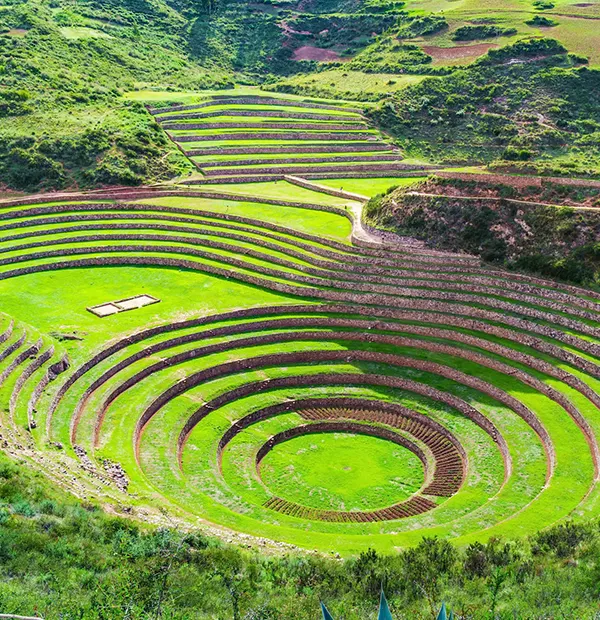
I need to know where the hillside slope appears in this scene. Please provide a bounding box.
[364,174,600,283]
[2,0,600,191]
[370,39,600,175]
[0,0,231,192]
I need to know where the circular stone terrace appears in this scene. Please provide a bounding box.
[0,94,599,555]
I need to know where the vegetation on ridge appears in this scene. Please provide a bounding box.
[364,175,600,284]
[371,39,600,175]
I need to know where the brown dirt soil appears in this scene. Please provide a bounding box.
[0,185,26,199]
[293,45,349,61]
[422,43,498,60]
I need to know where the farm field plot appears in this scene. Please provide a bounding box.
[403,0,600,65]
[149,91,437,185]
[2,184,600,555]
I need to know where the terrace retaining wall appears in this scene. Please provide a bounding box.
[9,239,600,326]
[0,320,13,346]
[0,339,41,386]
[304,170,435,180]
[438,171,600,190]
[108,330,565,471]
[2,246,598,345]
[192,175,285,184]
[0,333,26,365]
[285,175,367,202]
[185,144,392,156]
[159,109,362,122]
[10,345,54,416]
[173,361,510,463]
[163,122,367,131]
[51,301,600,444]
[202,155,402,168]
[173,131,377,142]
[148,98,363,115]
[202,163,428,177]
[0,193,350,218]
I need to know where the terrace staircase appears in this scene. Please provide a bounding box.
[148,93,441,184]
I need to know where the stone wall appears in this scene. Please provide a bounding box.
[148,98,363,115]
[163,122,366,131]
[203,163,422,177]
[203,155,402,168]
[185,144,391,156]
[0,333,26,365]
[159,109,361,122]
[173,131,376,142]
[0,320,13,346]
[284,175,367,202]
[10,345,54,417]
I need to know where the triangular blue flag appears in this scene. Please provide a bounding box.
[437,602,448,620]
[378,589,393,620]
[321,602,334,620]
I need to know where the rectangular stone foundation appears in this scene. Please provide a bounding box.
[87,294,160,318]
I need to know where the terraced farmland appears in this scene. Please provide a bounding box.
[1,181,600,555]
[149,93,435,185]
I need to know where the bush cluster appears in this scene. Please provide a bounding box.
[396,14,448,38]
[370,39,599,172]
[0,102,192,191]
[451,24,518,41]
[525,15,558,27]
[0,447,599,618]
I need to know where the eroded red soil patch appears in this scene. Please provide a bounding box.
[423,42,498,60]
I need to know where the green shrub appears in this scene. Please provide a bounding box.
[4,148,65,189]
[533,0,555,9]
[503,145,534,160]
[362,0,405,12]
[451,25,518,41]
[12,500,36,518]
[534,522,593,558]
[396,15,448,38]
[402,537,457,601]
[526,15,558,27]
[0,88,33,117]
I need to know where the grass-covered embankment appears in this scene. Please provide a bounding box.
[364,175,600,283]
[371,39,600,176]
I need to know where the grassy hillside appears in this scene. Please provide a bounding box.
[0,421,599,618]
[0,0,231,192]
[402,0,600,67]
[371,39,600,175]
[2,0,600,190]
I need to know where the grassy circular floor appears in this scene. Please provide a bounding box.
[259,431,425,511]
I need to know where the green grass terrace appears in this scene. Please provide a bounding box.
[1,186,600,554]
[148,91,438,185]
